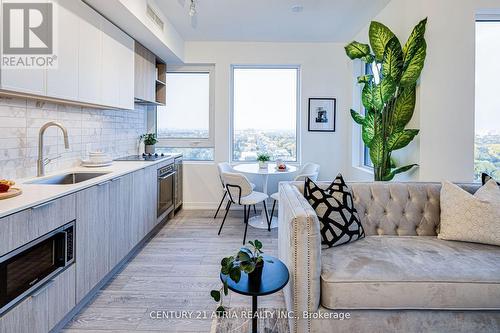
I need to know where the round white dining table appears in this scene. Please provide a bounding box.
[233,163,297,229]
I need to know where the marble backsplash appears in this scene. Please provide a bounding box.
[0,96,147,180]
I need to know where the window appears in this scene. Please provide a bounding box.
[156,65,214,161]
[475,21,500,180]
[231,66,299,162]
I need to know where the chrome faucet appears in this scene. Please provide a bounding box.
[37,121,70,177]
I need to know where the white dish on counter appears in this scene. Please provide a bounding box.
[81,160,113,167]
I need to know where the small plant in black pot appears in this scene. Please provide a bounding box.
[210,240,273,315]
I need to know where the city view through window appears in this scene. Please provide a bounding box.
[232,67,298,161]
[157,72,213,160]
[475,21,500,180]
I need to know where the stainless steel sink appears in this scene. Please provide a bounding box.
[25,172,110,185]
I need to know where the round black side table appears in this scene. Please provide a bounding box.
[220,255,289,333]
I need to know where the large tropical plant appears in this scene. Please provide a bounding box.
[345,18,427,181]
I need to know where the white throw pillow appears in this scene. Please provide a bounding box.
[438,180,500,246]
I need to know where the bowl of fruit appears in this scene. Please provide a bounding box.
[276,162,287,172]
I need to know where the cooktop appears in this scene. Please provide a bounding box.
[114,153,173,162]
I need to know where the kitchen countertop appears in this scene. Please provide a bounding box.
[0,154,181,219]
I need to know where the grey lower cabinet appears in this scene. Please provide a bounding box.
[76,180,111,302]
[0,165,159,332]
[76,166,158,302]
[130,167,157,245]
[0,265,76,333]
[109,173,133,267]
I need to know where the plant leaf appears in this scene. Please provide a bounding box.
[403,18,427,64]
[384,164,419,180]
[391,85,416,132]
[237,251,251,263]
[362,111,377,147]
[211,290,221,302]
[350,109,365,125]
[229,266,241,283]
[387,129,419,151]
[357,75,373,84]
[369,133,384,166]
[381,36,403,82]
[361,82,375,110]
[254,240,262,250]
[400,39,426,87]
[344,41,371,60]
[373,77,396,109]
[240,261,254,273]
[216,306,226,317]
[369,21,395,62]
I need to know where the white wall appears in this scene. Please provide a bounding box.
[181,42,352,209]
[177,0,500,208]
[347,0,500,183]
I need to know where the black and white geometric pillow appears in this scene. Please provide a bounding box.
[482,173,500,186]
[304,174,365,248]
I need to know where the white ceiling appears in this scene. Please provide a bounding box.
[156,0,390,42]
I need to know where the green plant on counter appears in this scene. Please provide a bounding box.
[210,240,272,316]
[140,133,157,145]
[345,18,427,181]
[256,153,271,162]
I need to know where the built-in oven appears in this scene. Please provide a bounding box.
[158,163,176,217]
[0,221,75,315]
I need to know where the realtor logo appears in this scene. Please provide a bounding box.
[2,1,57,68]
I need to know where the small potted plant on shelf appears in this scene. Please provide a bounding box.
[140,133,157,154]
[257,152,271,169]
[210,240,273,315]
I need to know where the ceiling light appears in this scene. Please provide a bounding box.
[291,5,303,13]
[189,0,197,17]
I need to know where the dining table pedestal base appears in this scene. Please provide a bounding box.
[248,214,278,229]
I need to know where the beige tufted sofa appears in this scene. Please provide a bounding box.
[277,181,500,333]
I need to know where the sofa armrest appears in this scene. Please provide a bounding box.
[278,182,321,333]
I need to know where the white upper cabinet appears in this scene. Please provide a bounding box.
[46,0,79,100]
[77,1,102,105]
[101,19,121,108]
[0,0,135,110]
[101,18,134,110]
[0,0,47,96]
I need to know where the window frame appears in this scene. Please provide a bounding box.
[156,65,215,149]
[361,62,374,168]
[229,64,301,163]
[474,16,500,180]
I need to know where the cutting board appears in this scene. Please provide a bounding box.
[0,188,22,200]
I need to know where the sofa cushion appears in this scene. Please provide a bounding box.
[439,180,500,246]
[321,236,500,310]
[304,175,364,248]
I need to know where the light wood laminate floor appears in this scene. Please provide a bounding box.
[63,209,284,333]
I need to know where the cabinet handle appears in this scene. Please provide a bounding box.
[98,181,111,187]
[31,280,54,298]
[111,176,123,182]
[32,201,54,210]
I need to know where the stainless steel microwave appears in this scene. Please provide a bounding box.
[0,221,75,315]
